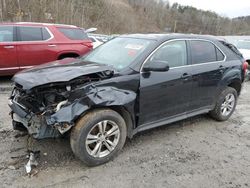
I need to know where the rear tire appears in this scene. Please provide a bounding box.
[70,109,127,166]
[210,87,237,121]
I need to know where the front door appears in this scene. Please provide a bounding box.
[139,40,193,126]
[0,26,18,75]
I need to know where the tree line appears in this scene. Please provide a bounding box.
[0,0,249,35]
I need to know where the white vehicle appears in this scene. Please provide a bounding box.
[236,40,250,60]
[236,40,250,80]
[88,36,104,48]
[221,36,250,80]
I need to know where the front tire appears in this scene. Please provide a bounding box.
[210,87,237,121]
[70,109,127,166]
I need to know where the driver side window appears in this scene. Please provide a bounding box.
[149,40,187,68]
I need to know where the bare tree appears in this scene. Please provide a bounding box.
[0,0,249,35]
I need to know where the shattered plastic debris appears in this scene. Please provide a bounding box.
[8,165,16,170]
[25,151,40,175]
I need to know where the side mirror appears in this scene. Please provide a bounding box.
[143,60,169,72]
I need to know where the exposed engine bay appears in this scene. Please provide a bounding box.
[9,72,113,139]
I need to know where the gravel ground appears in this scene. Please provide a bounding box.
[0,80,250,188]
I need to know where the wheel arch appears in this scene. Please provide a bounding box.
[57,52,80,60]
[78,106,135,139]
[227,78,242,95]
[108,106,134,139]
[220,68,243,96]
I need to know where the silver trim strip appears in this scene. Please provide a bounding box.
[20,66,33,69]
[0,67,19,70]
[140,38,227,72]
[16,22,77,28]
[0,65,33,71]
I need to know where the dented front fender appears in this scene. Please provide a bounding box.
[46,85,137,126]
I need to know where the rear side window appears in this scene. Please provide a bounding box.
[18,27,51,41]
[19,27,43,41]
[190,40,217,64]
[58,28,89,40]
[0,26,14,42]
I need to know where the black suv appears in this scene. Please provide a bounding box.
[9,34,247,166]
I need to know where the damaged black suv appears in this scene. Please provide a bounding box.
[9,34,247,166]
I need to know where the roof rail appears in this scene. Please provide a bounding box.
[15,22,77,28]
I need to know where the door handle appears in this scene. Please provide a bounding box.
[219,65,225,73]
[4,45,14,49]
[219,65,225,69]
[48,44,56,47]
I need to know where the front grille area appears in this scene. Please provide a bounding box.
[11,87,41,113]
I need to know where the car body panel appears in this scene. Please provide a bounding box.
[189,62,224,109]
[8,34,245,139]
[0,22,93,76]
[12,58,115,90]
[0,41,19,75]
[139,66,193,125]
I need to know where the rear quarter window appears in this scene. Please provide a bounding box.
[220,40,243,59]
[58,28,89,40]
[42,28,51,40]
[216,48,225,61]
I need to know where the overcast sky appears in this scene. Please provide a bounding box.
[169,0,250,18]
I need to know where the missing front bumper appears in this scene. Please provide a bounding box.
[9,99,61,139]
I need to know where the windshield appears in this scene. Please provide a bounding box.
[83,37,153,70]
[236,40,250,50]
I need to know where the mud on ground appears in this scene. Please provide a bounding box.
[0,82,250,188]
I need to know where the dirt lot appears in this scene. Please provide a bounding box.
[0,79,250,188]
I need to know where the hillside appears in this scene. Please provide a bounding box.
[0,0,250,35]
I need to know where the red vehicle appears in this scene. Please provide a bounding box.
[0,22,93,76]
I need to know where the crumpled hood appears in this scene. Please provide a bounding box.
[12,58,114,90]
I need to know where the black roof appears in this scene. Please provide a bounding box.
[120,33,222,42]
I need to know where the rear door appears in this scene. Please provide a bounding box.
[16,26,57,69]
[0,26,18,75]
[188,40,225,110]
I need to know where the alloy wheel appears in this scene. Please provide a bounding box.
[220,93,235,117]
[85,120,120,158]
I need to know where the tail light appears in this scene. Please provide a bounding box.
[82,41,93,49]
[243,61,248,75]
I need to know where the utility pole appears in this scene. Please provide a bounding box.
[173,20,177,33]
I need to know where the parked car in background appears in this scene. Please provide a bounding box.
[88,33,111,42]
[9,34,247,166]
[221,36,250,81]
[235,40,250,80]
[235,40,250,60]
[88,36,104,48]
[0,22,93,76]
